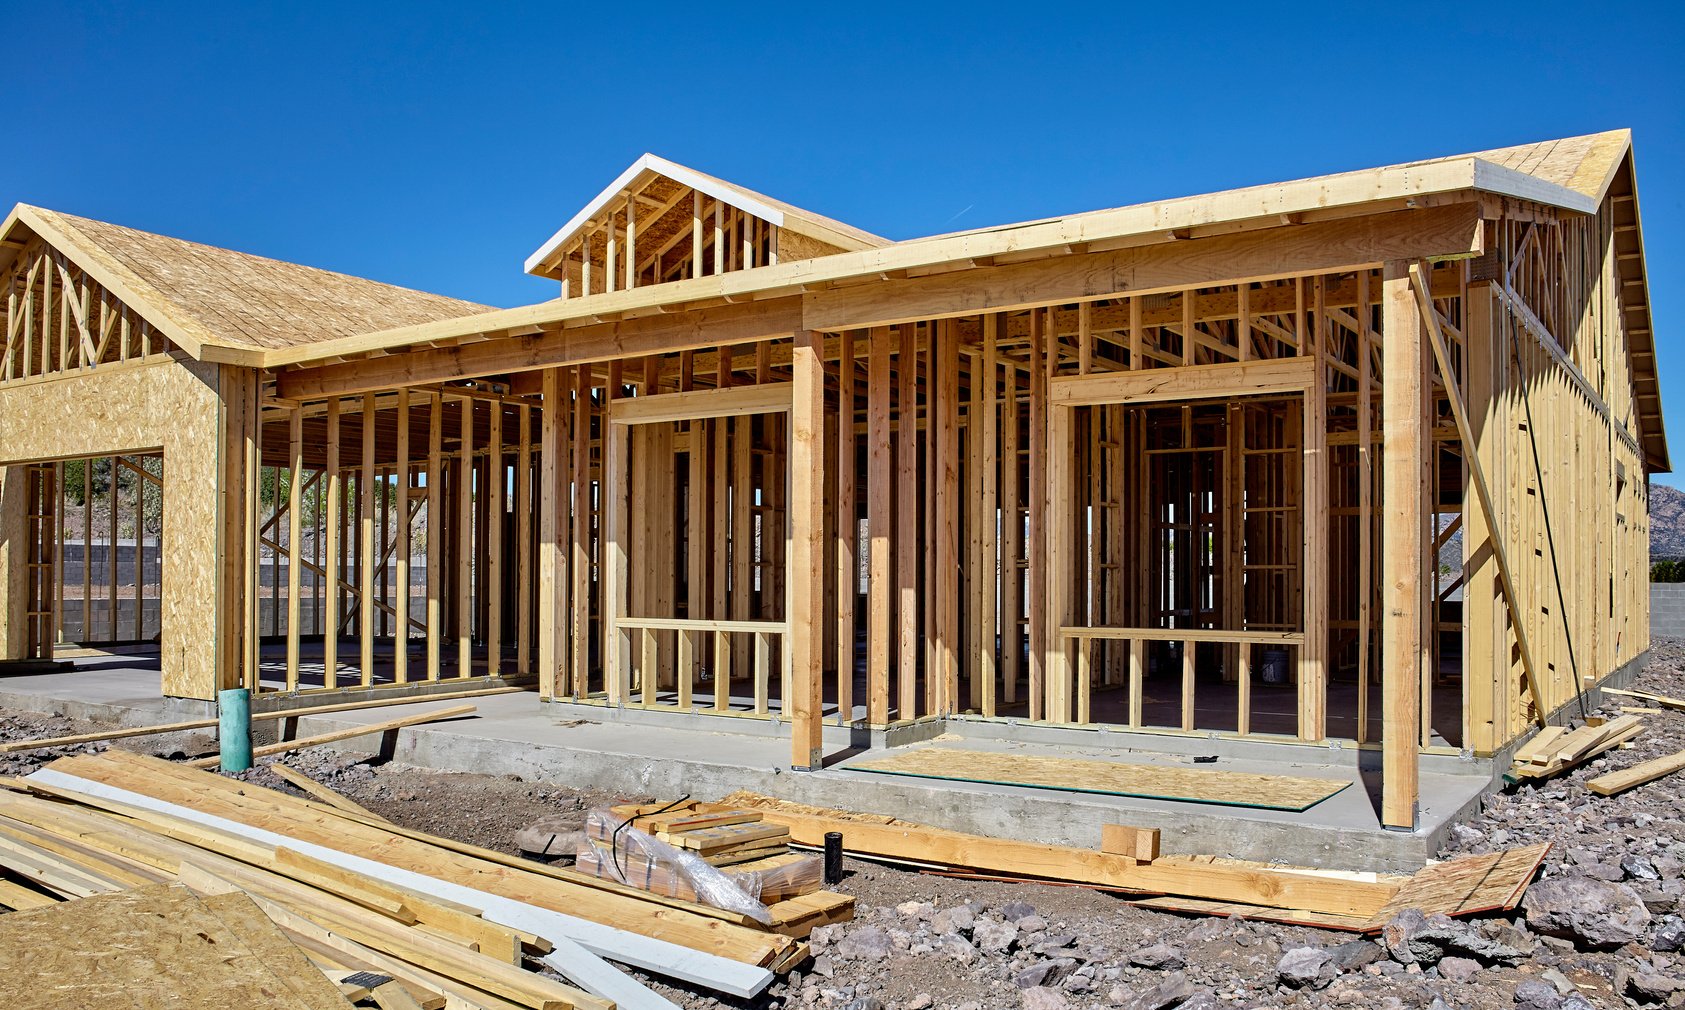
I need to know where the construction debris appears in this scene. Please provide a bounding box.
[1505,715,1645,782]
[0,750,857,1008]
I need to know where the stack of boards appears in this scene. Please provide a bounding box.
[1507,715,1645,782]
[578,804,821,906]
[0,750,857,1010]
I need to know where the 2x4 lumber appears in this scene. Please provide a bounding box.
[603,381,630,702]
[324,399,342,689]
[277,299,804,400]
[287,412,305,689]
[570,367,591,701]
[487,404,504,679]
[1300,277,1328,741]
[516,404,532,678]
[426,397,444,683]
[538,370,564,700]
[610,382,792,425]
[361,395,378,685]
[1586,747,1685,797]
[895,324,918,720]
[268,764,388,823]
[936,321,961,715]
[1379,260,1424,830]
[835,330,856,724]
[979,317,1000,717]
[395,390,411,684]
[457,397,474,679]
[1027,311,1048,721]
[1410,264,1546,725]
[36,758,776,999]
[867,327,892,725]
[789,329,825,769]
[804,205,1483,332]
[743,800,1393,918]
[184,703,478,769]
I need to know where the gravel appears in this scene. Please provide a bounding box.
[11,637,1685,1008]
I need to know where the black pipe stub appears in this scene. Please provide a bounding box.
[823,831,844,884]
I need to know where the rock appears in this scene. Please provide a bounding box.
[998,900,1037,922]
[894,900,931,919]
[1629,973,1684,1003]
[1653,915,1685,952]
[931,905,976,935]
[843,1000,884,1010]
[835,926,893,961]
[1523,876,1653,949]
[1329,939,1385,972]
[1116,971,1204,1010]
[1034,932,1077,952]
[1437,956,1481,983]
[810,955,834,978]
[1020,989,1070,1010]
[1513,979,1562,1009]
[905,996,933,1010]
[1382,908,1524,965]
[1015,913,1048,933]
[1625,856,1663,882]
[512,814,586,856]
[1013,959,1077,989]
[973,919,1019,953]
[1277,946,1334,987]
[1129,943,1186,970]
[937,933,976,964]
[1450,824,1486,847]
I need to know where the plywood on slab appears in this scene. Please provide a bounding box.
[848,747,1351,811]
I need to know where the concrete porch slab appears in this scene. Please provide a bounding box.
[0,653,1490,873]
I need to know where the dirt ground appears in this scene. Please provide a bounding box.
[6,644,1685,1009]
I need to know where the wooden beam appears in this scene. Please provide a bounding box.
[360,395,377,686]
[538,371,563,700]
[276,298,804,400]
[1051,357,1315,406]
[867,327,892,726]
[804,205,1483,332]
[394,389,411,684]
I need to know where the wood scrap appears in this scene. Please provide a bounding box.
[270,763,392,821]
[1601,686,1685,710]
[1586,747,1685,797]
[185,703,479,768]
[1506,716,1645,781]
[0,686,524,754]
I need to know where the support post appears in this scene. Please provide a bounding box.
[790,329,826,770]
[1381,260,1424,830]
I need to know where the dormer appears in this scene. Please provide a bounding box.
[523,154,888,298]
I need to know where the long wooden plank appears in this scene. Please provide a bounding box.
[725,793,1395,918]
[185,704,478,768]
[33,758,780,995]
[1586,747,1685,796]
[0,686,523,754]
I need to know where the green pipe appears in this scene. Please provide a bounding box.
[217,687,252,773]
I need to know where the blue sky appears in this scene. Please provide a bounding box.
[6,3,1680,480]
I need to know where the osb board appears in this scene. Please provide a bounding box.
[0,356,228,699]
[32,207,490,353]
[1365,843,1552,925]
[848,747,1351,811]
[0,883,353,1009]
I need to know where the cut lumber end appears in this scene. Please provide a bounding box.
[1100,824,1160,862]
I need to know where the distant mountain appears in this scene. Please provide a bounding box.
[1653,483,1685,561]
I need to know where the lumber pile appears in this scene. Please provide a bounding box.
[719,791,1551,933]
[1506,715,1645,782]
[0,751,854,1008]
[575,803,822,909]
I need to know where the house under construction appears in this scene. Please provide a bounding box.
[0,130,1663,830]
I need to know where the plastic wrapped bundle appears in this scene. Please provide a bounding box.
[576,807,781,924]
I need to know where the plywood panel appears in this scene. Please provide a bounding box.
[0,356,230,699]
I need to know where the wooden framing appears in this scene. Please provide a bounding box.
[0,135,1661,839]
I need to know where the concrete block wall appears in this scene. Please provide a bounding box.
[1652,584,1685,639]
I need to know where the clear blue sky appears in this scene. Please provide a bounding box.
[6,3,1680,479]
